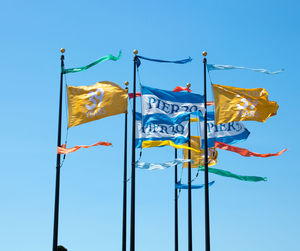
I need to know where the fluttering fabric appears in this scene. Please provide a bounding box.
[136,112,189,148]
[136,55,192,68]
[197,112,250,148]
[142,85,204,126]
[183,136,218,168]
[215,141,287,157]
[198,166,267,182]
[57,141,112,154]
[207,64,284,75]
[128,93,142,99]
[128,85,191,99]
[172,86,191,92]
[142,140,201,152]
[135,159,193,170]
[67,81,128,128]
[175,181,215,189]
[63,51,121,74]
[212,83,279,125]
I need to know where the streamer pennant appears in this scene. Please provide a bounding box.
[207,64,284,75]
[136,55,192,68]
[57,141,112,154]
[198,166,267,182]
[142,85,204,126]
[129,85,192,99]
[215,141,287,157]
[175,180,215,190]
[63,51,122,74]
[142,140,200,152]
[135,159,193,170]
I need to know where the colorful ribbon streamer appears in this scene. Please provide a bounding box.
[142,140,201,153]
[215,141,287,157]
[207,64,284,75]
[57,141,112,154]
[128,92,142,99]
[136,55,192,68]
[198,167,267,182]
[135,159,193,170]
[128,86,192,99]
[63,51,122,74]
[172,86,191,92]
[175,180,215,189]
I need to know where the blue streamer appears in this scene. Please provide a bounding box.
[136,55,192,68]
[207,64,284,75]
[175,180,215,189]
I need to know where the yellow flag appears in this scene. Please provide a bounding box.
[67,81,128,128]
[212,83,278,125]
[183,136,217,168]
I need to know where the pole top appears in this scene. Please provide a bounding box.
[133,49,138,55]
[186,83,191,88]
[202,51,207,57]
[125,81,129,86]
[60,48,66,54]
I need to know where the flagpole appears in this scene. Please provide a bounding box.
[203,51,211,251]
[123,81,129,251]
[52,48,65,251]
[188,113,193,251]
[130,49,138,251]
[174,148,178,251]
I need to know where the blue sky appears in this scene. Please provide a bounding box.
[1,1,299,251]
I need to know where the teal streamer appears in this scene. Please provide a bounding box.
[175,181,215,189]
[63,51,122,74]
[198,166,267,182]
[207,64,284,75]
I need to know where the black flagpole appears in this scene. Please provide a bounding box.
[130,49,138,251]
[174,149,178,251]
[52,48,65,251]
[188,114,193,251]
[203,51,211,251]
[123,81,129,251]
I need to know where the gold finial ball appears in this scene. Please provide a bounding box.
[186,83,191,88]
[202,51,207,57]
[133,49,138,55]
[60,48,65,53]
[125,81,129,86]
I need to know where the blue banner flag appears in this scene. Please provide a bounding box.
[136,113,189,148]
[207,64,284,75]
[198,112,250,148]
[141,85,204,126]
[136,55,192,68]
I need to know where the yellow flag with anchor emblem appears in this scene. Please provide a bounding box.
[67,81,128,128]
[212,84,279,125]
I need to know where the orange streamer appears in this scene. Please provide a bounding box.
[57,141,112,154]
[215,141,287,157]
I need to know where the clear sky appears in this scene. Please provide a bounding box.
[1,1,299,251]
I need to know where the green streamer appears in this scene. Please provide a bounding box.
[63,51,122,74]
[198,166,267,182]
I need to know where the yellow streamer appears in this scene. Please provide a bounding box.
[142,140,201,153]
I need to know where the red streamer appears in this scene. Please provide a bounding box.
[128,86,191,99]
[215,141,287,157]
